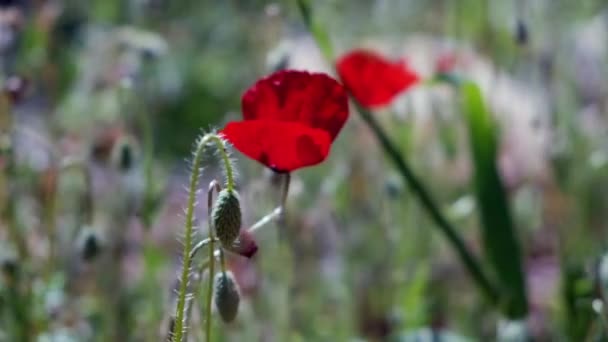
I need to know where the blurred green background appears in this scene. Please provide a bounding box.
[1,0,608,341]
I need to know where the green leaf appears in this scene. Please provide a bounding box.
[461,82,528,318]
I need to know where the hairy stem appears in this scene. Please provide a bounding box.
[172,134,233,342]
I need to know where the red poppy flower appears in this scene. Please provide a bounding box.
[336,49,419,109]
[221,70,348,173]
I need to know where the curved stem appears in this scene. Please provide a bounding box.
[212,134,235,191]
[189,238,216,260]
[172,133,233,342]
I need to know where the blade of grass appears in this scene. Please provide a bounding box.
[460,81,528,318]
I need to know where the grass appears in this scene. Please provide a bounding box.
[1,0,608,341]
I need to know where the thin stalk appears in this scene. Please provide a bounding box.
[204,181,221,342]
[249,207,282,234]
[118,78,156,228]
[280,173,290,210]
[295,0,499,306]
[189,238,215,261]
[250,172,289,232]
[59,157,94,226]
[219,248,227,273]
[172,133,233,342]
[204,211,216,342]
[136,79,157,228]
[356,104,498,304]
[0,94,30,341]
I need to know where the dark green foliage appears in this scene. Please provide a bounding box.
[461,82,527,318]
[563,263,595,341]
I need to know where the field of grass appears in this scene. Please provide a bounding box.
[1,1,608,341]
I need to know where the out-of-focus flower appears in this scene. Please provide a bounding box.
[221,70,349,173]
[435,52,460,75]
[117,27,168,60]
[337,49,419,109]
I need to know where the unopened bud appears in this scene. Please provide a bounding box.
[110,135,139,172]
[224,229,258,258]
[77,227,102,261]
[515,19,528,46]
[212,189,241,246]
[0,256,18,281]
[214,271,240,323]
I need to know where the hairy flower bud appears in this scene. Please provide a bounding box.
[212,189,241,246]
[214,271,240,323]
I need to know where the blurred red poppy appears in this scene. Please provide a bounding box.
[221,70,348,173]
[337,49,419,109]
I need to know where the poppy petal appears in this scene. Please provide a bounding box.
[241,70,349,141]
[221,120,331,173]
[337,49,419,109]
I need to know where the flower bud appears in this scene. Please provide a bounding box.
[224,229,258,259]
[110,135,139,172]
[212,189,241,246]
[214,271,240,323]
[514,19,528,46]
[77,227,103,261]
[0,255,18,282]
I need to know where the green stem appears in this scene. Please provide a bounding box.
[296,0,499,306]
[205,229,216,342]
[204,181,221,342]
[136,81,156,228]
[189,238,215,260]
[59,157,94,226]
[172,133,233,342]
[141,102,155,223]
[215,135,235,191]
[219,248,227,274]
[356,104,498,304]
